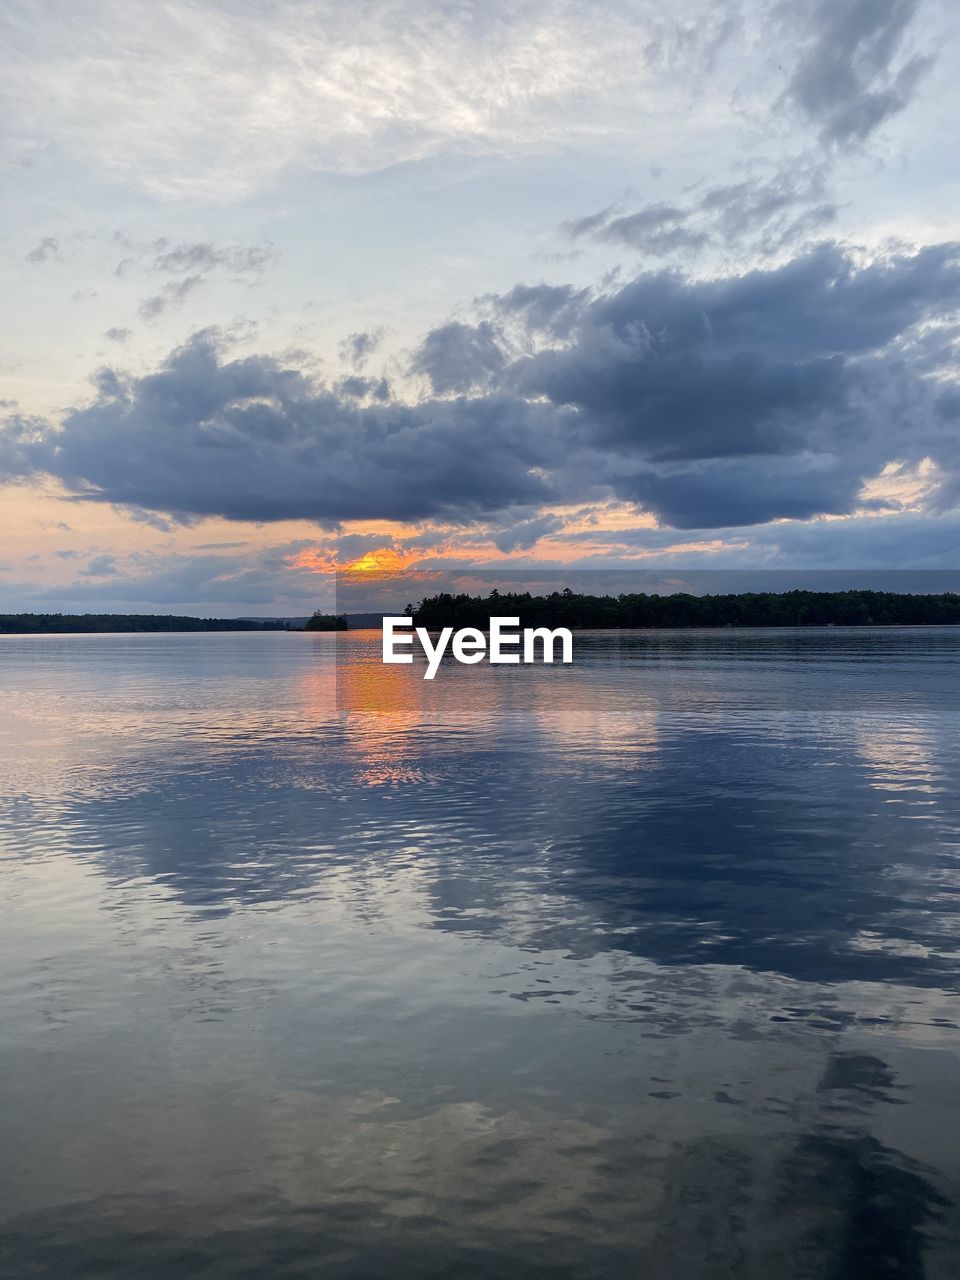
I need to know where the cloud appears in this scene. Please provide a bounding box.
[138,275,204,320]
[335,374,391,401]
[491,283,589,340]
[613,456,870,528]
[0,0,747,200]
[103,326,132,344]
[565,158,838,259]
[784,0,934,145]
[504,241,960,524]
[4,242,960,536]
[558,4,935,266]
[576,203,711,257]
[79,554,117,577]
[695,162,838,252]
[489,513,564,552]
[113,237,276,280]
[4,545,330,612]
[0,329,557,524]
[25,235,61,263]
[339,328,387,370]
[147,241,275,277]
[410,321,507,394]
[108,237,277,318]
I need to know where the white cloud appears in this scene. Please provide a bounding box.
[0,0,743,200]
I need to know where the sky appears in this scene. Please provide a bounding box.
[1,0,959,615]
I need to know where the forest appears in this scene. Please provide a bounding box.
[409,589,960,631]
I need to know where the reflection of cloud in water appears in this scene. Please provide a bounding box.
[3,631,960,1275]
[1,1078,952,1279]
[6,684,960,989]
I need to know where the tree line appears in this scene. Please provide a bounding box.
[409,589,960,630]
[0,613,291,634]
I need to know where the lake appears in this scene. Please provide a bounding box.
[1,628,959,1278]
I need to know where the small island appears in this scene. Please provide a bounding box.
[410,588,960,630]
[303,612,348,631]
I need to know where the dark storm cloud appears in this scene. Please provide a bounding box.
[3,243,959,533]
[410,320,507,394]
[0,330,556,524]
[785,0,934,145]
[512,242,958,434]
[614,457,874,529]
[501,241,960,524]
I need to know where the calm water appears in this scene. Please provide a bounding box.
[1,628,959,1278]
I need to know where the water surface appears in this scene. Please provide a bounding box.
[1,629,959,1278]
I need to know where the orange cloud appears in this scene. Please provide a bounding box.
[289,543,439,579]
[345,546,426,573]
[288,547,339,574]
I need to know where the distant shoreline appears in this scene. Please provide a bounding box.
[0,613,294,635]
[5,589,960,634]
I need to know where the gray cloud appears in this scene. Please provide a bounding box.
[25,235,61,264]
[4,242,959,535]
[502,242,959,524]
[103,326,132,344]
[0,330,556,524]
[139,275,204,320]
[697,162,838,252]
[339,328,387,370]
[410,320,507,394]
[563,3,932,267]
[335,374,391,401]
[79,554,118,577]
[506,510,960,572]
[563,207,616,241]
[565,158,837,259]
[5,545,329,612]
[111,236,276,319]
[150,241,275,277]
[489,513,564,552]
[614,457,872,529]
[784,0,934,145]
[578,203,711,257]
[114,236,276,280]
[491,283,589,339]
[745,509,960,567]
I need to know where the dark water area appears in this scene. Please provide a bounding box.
[1,628,959,1278]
